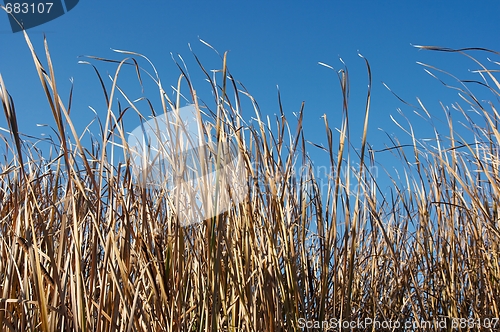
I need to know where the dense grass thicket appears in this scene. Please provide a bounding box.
[1,32,500,331]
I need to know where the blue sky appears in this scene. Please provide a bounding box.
[1,1,499,193]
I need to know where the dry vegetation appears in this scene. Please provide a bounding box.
[1,31,500,331]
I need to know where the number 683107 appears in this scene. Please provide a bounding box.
[4,2,54,14]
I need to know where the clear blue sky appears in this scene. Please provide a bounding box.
[1,1,499,192]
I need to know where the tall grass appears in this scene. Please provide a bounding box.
[1,31,500,331]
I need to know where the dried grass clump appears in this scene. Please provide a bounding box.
[1,31,500,331]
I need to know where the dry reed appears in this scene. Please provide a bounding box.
[1,32,500,331]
